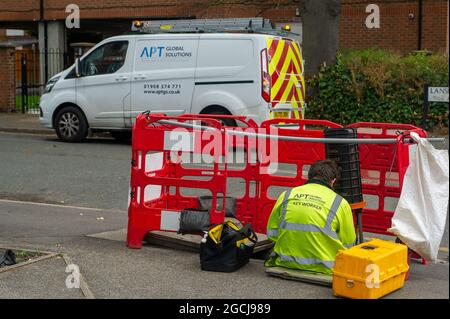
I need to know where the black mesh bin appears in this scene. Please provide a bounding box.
[324,128,363,204]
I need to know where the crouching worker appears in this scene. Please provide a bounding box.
[265,159,356,275]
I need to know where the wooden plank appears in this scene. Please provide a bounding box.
[144,231,200,252]
[144,231,273,254]
[0,251,57,274]
[265,266,333,287]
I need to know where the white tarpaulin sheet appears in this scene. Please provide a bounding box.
[388,132,449,262]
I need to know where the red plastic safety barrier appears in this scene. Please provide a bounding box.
[127,114,426,249]
[127,113,260,248]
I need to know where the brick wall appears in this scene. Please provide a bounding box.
[0,0,40,21]
[0,0,448,53]
[340,0,449,53]
[422,0,449,52]
[0,0,299,23]
[0,46,16,112]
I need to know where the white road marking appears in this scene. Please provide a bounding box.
[0,198,126,213]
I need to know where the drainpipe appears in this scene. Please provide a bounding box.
[447,0,449,54]
[40,0,48,82]
[418,0,423,50]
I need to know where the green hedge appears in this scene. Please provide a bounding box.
[306,49,449,128]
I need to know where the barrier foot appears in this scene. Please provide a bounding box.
[126,227,149,249]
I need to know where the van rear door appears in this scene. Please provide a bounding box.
[265,37,305,119]
[192,36,257,116]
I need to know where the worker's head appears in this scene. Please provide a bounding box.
[308,160,341,187]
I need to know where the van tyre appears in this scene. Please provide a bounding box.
[204,110,237,127]
[55,106,88,142]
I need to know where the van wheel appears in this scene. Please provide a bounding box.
[110,131,132,142]
[55,106,88,142]
[203,110,237,127]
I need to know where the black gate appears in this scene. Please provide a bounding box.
[15,49,68,114]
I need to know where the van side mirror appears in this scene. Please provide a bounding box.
[75,58,82,77]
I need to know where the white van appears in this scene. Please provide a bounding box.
[39,21,305,142]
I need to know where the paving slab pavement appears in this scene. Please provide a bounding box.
[55,236,335,299]
[0,200,448,299]
[0,255,84,299]
[0,113,53,135]
[2,234,447,299]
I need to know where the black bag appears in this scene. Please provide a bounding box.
[200,221,257,272]
[0,249,16,267]
[178,196,238,235]
[198,195,237,218]
[178,209,210,235]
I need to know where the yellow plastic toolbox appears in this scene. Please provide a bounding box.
[332,238,409,299]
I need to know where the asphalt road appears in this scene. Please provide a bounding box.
[0,132,131,211]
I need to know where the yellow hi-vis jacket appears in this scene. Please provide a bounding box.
[265,179,356,275]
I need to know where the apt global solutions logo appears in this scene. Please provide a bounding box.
[140,46,193,60]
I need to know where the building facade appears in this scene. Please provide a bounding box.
[0,0,448,111]
[1,0,448,54]
[340,0,449,53]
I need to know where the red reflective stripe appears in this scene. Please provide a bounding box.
[292,85,299,101]
[300,84,305,101]
[293,74,304,101]
[269,40,283,90]
[271,68,279,89]
[273,79,290,101]
[290,58,302,76]
[288,45,302,75]
[293,84,304,103]
[271,44,290,101]
[286,87,295,101]
[289,42,303,73]
[274,44,289,76]
[287,62,294,74]
[293,77,305,102]
[268,39,279,57]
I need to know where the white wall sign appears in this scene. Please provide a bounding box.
[6,29,25,36]
[428,87,449,102]
[365,4,380,29]
[65,4,80,29]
